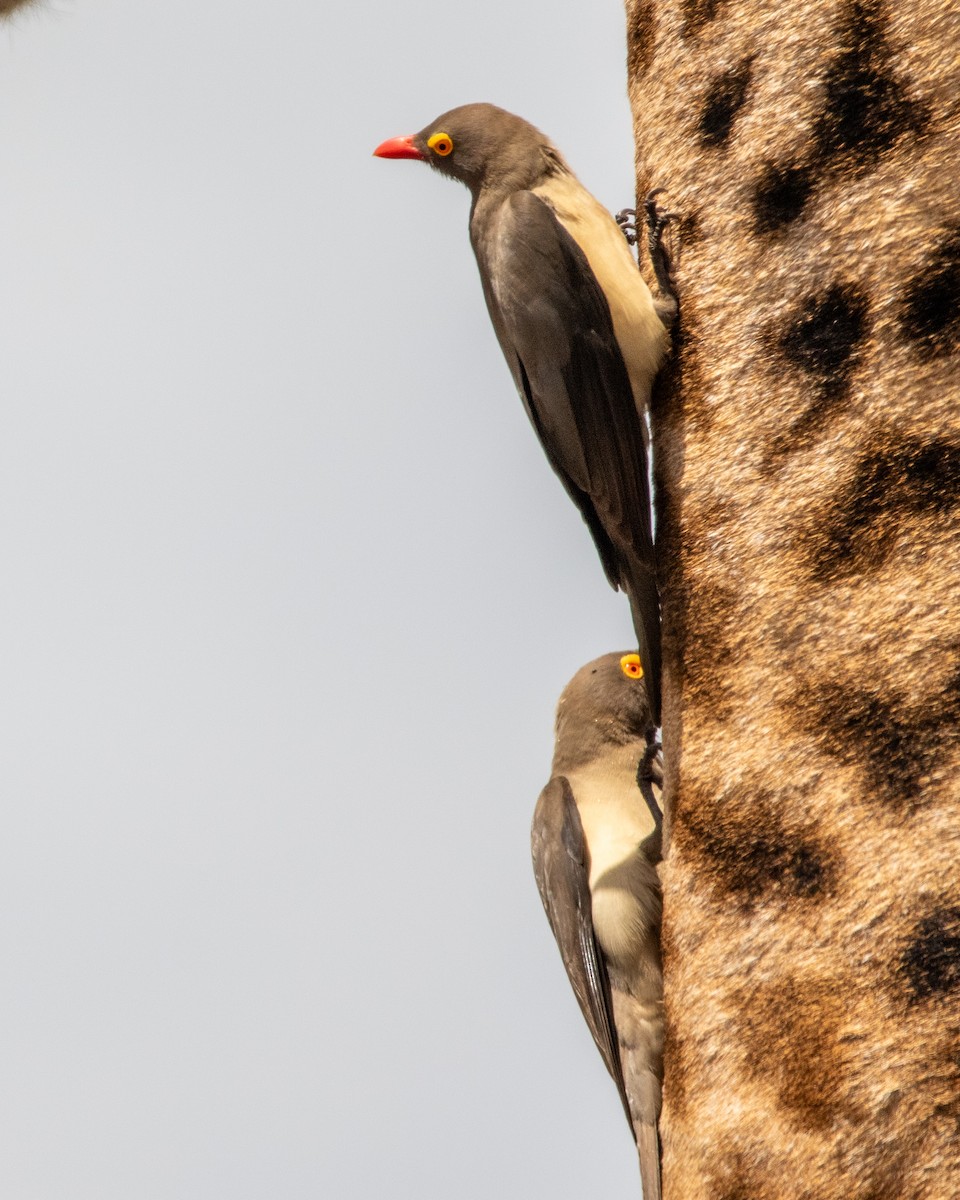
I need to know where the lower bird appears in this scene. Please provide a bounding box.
[374,104,674,722]
[531,651,663,1198]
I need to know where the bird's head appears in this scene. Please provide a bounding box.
[373,102,566,196]
[553,651,654,767]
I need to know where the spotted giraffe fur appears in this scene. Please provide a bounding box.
[627,1,960,1195]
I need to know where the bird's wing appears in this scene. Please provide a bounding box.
[480,190,655,580]
[478,190,660,713]
[531,775,634,1131]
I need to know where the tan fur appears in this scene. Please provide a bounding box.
[626,1,960,1195]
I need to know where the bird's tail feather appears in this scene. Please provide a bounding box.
[637,1120,662,1200]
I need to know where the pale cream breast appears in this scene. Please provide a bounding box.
[532,172,670,418]
[565,752,659,965]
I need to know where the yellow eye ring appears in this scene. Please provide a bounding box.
[428,131,454,157]
[620,654,643,679]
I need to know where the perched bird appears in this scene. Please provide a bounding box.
[374,104,674,722]
[531,651,663,1199]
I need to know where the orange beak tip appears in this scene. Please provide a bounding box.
[373,135,426,161]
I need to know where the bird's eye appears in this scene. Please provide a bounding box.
[428,132,454,156]
[620,654,643,679]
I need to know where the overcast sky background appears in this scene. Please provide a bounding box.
[0,2,646,1196]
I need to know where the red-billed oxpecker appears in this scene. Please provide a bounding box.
[374,104,675,722]
[533,651,664,1198]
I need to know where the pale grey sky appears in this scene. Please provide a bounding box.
[0,2,647,1195]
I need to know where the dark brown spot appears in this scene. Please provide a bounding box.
[900,226,960,361]
[814,688,936,805]
[753,161,816,233]
[780,282,870,389]
[681,0,726,36]
[626,0,656,78]
[763,283,871,466]
[752,1,929,233]
[795,664,960,810]
[675,783,835,908]
[737,975,859,1130]
[902,908,960,1002]
[699,57,754,148]
[675,209,704,251]
[805,438,960,581]
[710,1174,757,1200]
[812,0,930,170]
[704,1144,781,1200]
[857,1170,908,1200]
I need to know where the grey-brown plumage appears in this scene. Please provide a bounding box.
[531,652,663,1198]
[374,104,672,721]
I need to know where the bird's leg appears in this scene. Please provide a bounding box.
[644,190,678,330]
[615,208,639,246]
[638,727,664,832]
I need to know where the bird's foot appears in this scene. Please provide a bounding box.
[644,190,678,329]
[615,207,638,246]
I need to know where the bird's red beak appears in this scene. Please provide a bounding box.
[373,135,426,161]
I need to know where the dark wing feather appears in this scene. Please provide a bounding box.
[531,775,633,1131]
[475,191,661,717]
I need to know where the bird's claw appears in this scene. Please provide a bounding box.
[615,208,638,246]
[646,209,675,244]
[644,191,673,257]
[617,194,677,325]
[644,190,678,327]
